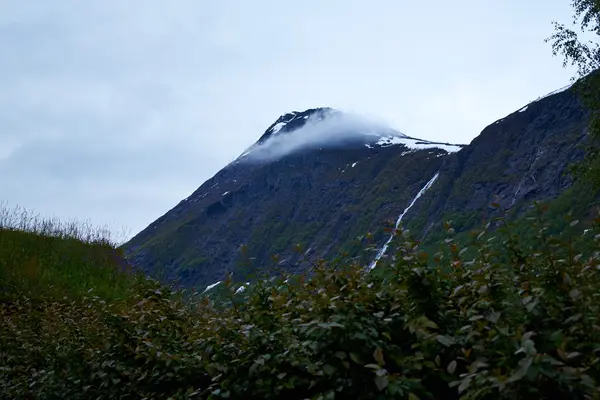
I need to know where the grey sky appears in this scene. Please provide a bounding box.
[0,1,577,239]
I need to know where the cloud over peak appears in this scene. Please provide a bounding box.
[238,110,399,162]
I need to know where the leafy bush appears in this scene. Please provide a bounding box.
[1,203,600,399]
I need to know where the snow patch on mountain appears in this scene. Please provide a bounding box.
[535,82,574,102]
[235,282,251,294]
[270,122,288,135]
[514,82,573,115]
[202,281,221,293]
[374,136,462,153]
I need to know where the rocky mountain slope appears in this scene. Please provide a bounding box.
[123,84,591,289]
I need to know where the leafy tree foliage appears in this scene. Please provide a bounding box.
[547,0,600,187]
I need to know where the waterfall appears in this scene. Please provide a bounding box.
[368,172,440,270]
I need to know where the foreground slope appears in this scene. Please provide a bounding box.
[124,86,591,288]
[3,206,600,399]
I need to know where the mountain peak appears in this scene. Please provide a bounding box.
[258,107,339,144]
[235,107,464,162]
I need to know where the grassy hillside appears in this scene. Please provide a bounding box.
[1,201,600,399]
[0,204,147,303]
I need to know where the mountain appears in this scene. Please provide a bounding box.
[123,84,592,289]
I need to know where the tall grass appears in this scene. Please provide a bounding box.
[0,201,131,245]
[0,202,143,302]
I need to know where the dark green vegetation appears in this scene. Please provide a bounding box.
[2,196,600,399]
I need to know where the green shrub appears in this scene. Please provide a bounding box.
[1,204,600,399]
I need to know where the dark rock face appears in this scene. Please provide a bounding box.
[123,86,589,288]
[405,85,589,237]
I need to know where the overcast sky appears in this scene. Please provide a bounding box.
[0,1,578,240]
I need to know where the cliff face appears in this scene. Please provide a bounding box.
[123,85,590,289]
[404,84,589,240]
